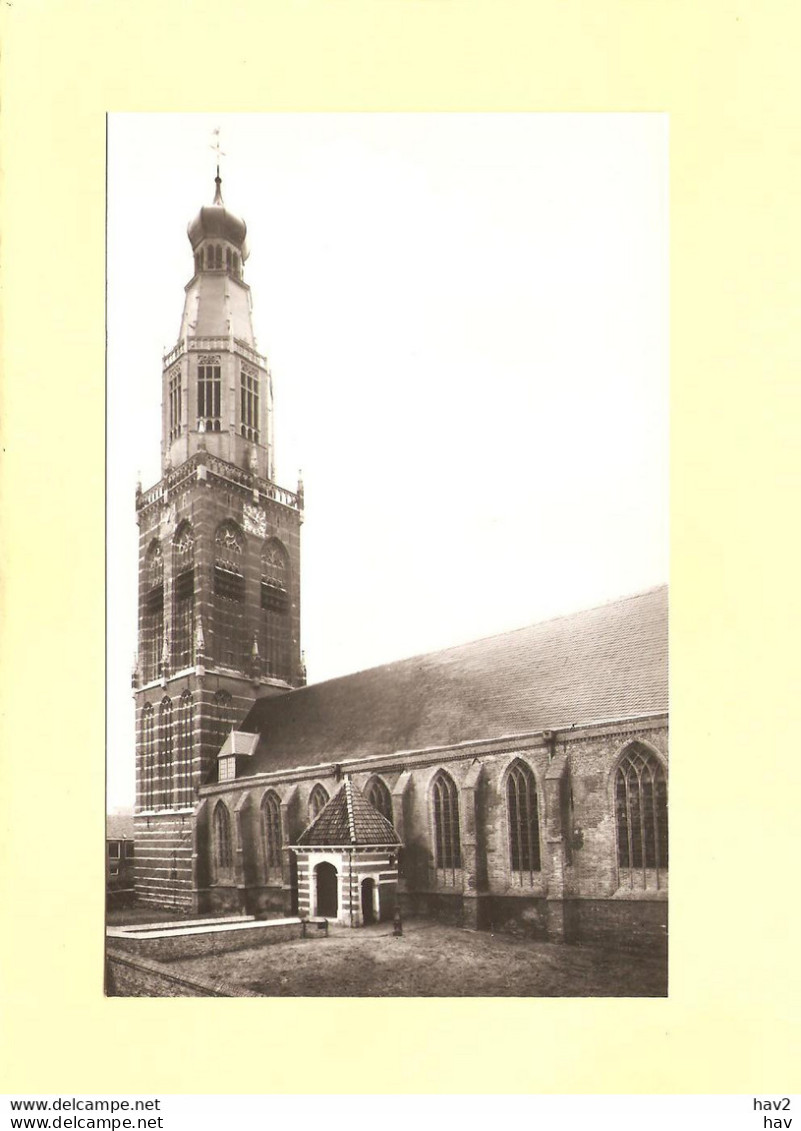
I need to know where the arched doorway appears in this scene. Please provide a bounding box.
[361,877,376,925]
[315,861,338,918]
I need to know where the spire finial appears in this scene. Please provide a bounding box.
[210,127,226,204]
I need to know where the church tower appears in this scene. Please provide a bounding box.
[132,169,305,908]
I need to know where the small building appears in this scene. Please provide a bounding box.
[106,813,135,906]
[293,777,401,926]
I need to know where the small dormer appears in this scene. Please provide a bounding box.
[217,730,259,783]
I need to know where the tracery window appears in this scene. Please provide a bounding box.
[432,770,461,873]
[141,703,155,810]
[240,363,260,443]
[615,744,668,888]
[142,541,163,683]
[168,367,182,442]
[159,697,173,809]
[308,784,329,823]
[212,801,233,880]
[261,791,283,874]
[506,760,541,878]
[212,690,235,753]
[365,776,393,824]
[174,690,193,808]
[172,523,195,670]
[197,355,222,432]
[214,522,245,669]
[260,539,290,680]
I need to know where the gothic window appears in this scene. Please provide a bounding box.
[240,363,260,443]
[214,522,245,669]
[506,760,541,878]
[261,791,283,874]
[197,355,222,432]
[172,523,195,670]
[432,770,461,872]
[212,801,233,881]
[168,367,182,442]
[159,697,173,809]
[615,744,668,887]
[212,690,234,753]
[142,541,163,683]
[308,784,329,823]
[365,776,393,824]
[260,539,290,680]
[141,703,155,810]
[175,690,193,808]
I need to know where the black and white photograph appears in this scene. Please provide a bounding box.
[105,113,668,998]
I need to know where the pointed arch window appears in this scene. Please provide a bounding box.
[168,367,182,442]
[197,354,222,432]
[212,690,235,754]
[615,744,668,889]
[240,362,260,443]
[141,703,155,810]
[261,791,283,875]
[214,522,245,669]
[172,523,195,670]
[308,784,329,823]
[158,697,173,809]
[212,802,233,881]
[365,776,393,824]
[175,690,193,808]
[432,771,461,873]
[507,760,541,879]
[142,541,163,683]
[261,539,291,680]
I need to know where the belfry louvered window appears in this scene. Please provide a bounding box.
[240,363,260,442]
[142,542,163,683]
[615,744,668,889]
[432,771,461,872]
[212,802,233,881]
[141,704,155,810]
[261,539,291,680]
[365,777,393,824]
[174,691,193,808]
[159,697,173,809]
[261,791,283,874]
[172,523,195,670]
[197,355,222,432]
[507,760,541,878]
[168,367,182,442]
[214,523,245,669]
[309,784,329,822]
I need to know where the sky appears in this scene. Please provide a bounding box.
[107,113,668,812]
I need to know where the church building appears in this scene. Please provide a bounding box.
[132,172,668,949]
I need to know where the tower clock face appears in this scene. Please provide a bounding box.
[243,503,267,538]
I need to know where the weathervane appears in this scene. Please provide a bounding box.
[210,127,226,204]
[210,126,226,177]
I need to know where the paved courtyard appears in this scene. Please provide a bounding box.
[162,919,667,997]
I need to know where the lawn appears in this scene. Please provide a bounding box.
[164,919,667,997]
